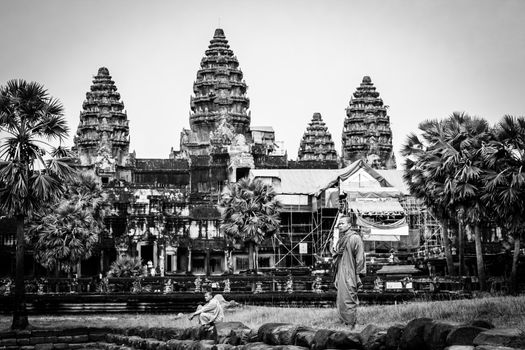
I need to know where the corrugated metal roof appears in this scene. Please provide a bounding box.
[375,170,410,195]
[251,168,344,194]
[251,160,409,196]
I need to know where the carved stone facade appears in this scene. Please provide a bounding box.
[298,113,338,166]
[342,76,396,169]
[73,67,131,182]
[182,28,251,157]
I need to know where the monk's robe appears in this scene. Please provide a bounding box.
[334,231,366,326]
[197,295,224,325]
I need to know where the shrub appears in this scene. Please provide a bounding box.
[108,255,144,277]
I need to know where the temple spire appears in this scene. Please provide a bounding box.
[298,112,338,163]
[183,28,251,155]
[73,67,130,173]
[342,76,396,169]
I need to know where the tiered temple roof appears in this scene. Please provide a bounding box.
[73,67,130,169]
[183,28,251,154]
[297,113,338,162]
[342,76,396,169]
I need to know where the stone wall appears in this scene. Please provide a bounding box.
[1,318,524,350]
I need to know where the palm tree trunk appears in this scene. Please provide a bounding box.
[458,219,465,276]
[248,242,255,271]
[510,234,521,294]
[11,214,29,330]
[442,220,455,276]
[474,224,486,291]
[248,242,255,291]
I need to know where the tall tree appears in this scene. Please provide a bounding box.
[0,80,72,329]
[220,178,281,273]
[482,115,525,293]
[28,173,106,276]
[402,120,456,276]
[440,113,492,290]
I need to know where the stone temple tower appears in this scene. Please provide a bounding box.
[73,67,131,182]
[181,28,251,156]
[342,76,396,169]
[297,113,338,168]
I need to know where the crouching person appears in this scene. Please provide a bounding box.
[189,290,224,328]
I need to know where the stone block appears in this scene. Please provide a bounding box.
[328,331,362,349]
[31,330,54,337]
[423,321,457,350]
[53,343,69,349]
[360,324,387,350]
[17,338,31,346]
[17,330,32,337]
[0,340,16,346]
[473,328,525,348]
[70,335,89,344]
[384,324,404,350]
[0,331,16,339]
[239,342,280,349]
[166,339,195,350]
[30,337,47,345]
[128,335,146,348]
[295,330,316,348]
[469,320,494,329]
[443,346,474,350]
[475,346,522,350]
[257,323,289,344]
[163,328,186,341]
[398,318,433,350]
[214,345,235,350]
[267,324,312,346]
[144,338,164,350]
[19,346,35,350]
[445,326,485,346]
[215,322,251,344]
[279,346,310,350]
[61,328,88,336]
[44,336,57,343]
[88,333,106,342]
[195,339,216,350]
[311,329,334,350]
[34,344,53,350]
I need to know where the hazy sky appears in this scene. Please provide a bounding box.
[1,0,524,162]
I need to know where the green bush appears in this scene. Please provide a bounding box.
[108,255,144,277]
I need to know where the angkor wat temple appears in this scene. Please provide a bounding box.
[1,29,409,278]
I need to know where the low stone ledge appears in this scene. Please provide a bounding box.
[423,321,457,350]
[473,328,525,349]
[445,326,486,346]
[398,317,433,350]
[475,345,523,350]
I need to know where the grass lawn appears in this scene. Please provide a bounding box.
[1,295,524,332]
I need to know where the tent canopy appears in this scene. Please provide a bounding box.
[348,199,405,215]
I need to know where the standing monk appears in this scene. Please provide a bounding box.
[333,215,366,327]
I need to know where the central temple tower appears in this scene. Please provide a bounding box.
[181,28,251,156]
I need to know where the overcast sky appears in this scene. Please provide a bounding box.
[1,0,524,163]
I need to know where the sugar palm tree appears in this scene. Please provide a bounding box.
[220,177,281,273]
[402,122,455,276]
[28,173,106,276]
[440,113,492,290]
[0,79,72,329]
[482,115,525,293]
[29,201,99,275]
